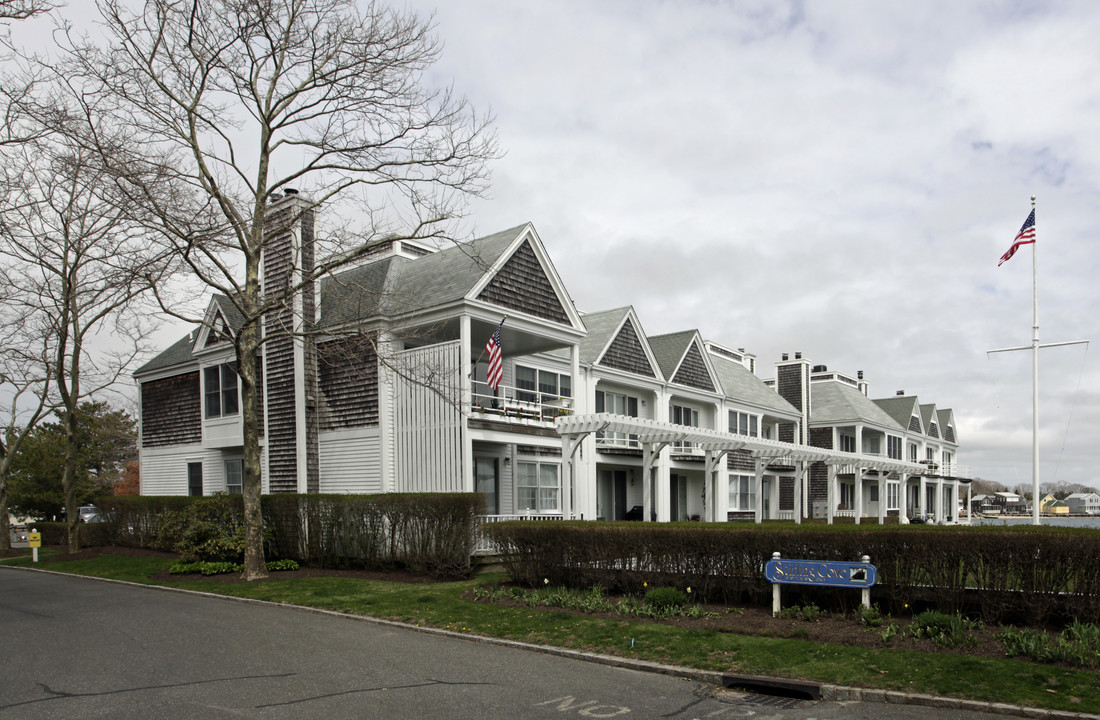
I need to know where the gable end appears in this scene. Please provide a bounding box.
[477,240,569,324]
[671,342,715,392]
[598,318,656,377]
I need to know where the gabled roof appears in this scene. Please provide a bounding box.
[135,331,198,376]
[937,408,957,444]
[708,352,799,419]
[920,403,939,436]
[873,395,922,432]
[810,382,906,430]
[647,331,696,378]
[579,307,661,379]
[319,223,584,332]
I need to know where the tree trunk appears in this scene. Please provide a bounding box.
[0,475,11,552]
[238,318,268,581]
[63,407,79,553]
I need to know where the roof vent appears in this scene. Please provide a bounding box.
[857,370,864,380]
[285,188,299,196]
[812,365,827,373]
[896,390,905,396]
[781,353,789,361]
[795,351,802,359]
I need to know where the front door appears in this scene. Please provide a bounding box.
[670,474,688,522]
[475,457,499,515]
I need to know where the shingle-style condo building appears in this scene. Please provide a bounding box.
[135,194,971,523]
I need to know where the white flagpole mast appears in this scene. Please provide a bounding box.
[989,196,1088,525]
[1030,195,1040,526]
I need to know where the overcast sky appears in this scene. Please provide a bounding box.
[19,1,1099,492]
[405,0,1099,491]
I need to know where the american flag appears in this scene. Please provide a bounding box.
[485,325,503,390]
[998,209,1036,266]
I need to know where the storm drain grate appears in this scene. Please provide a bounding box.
[712,689,811,710]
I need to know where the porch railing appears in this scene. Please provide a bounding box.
[470,384,572,424]
[474,512,572,554]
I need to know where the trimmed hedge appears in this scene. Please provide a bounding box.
[95,493,483,577]
[482,522,1100,624]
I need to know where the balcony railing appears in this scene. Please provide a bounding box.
[475,512,572,553]
[471,384,573,425]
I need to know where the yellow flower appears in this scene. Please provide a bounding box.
[686,587,692,593]
[643,582,648,588]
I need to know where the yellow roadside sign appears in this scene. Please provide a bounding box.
[28,532,41,548]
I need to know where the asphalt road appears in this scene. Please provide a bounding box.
[0,569,1019,720]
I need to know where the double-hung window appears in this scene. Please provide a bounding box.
[839,434,856,454]
[516,461,560,513]
[225,459,243,495]
[728,411,759,437]
[887,436,902,460]
[671,404,699,451]
[908,443,918,462]
[204,364,239,419]
[596,390,639,447]
[887,481,899,510]
[728,474,755,511]
[515,365,571,405]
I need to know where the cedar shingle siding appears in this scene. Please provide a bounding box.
[599,319,656,377]
[777,364,805,411]
[262,202,318,493]
[908,415,921,432]
[671,342,715,391]
[928,422,939,439]
[726,449,754,473]
[808,428,834,512]
[477,240,569,323]
[141,372,201,447]
[944,426,955,443]
[318,335,379,430]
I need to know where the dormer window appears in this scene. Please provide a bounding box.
[204,364,239,418]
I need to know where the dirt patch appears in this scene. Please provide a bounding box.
[466,589,1010,660]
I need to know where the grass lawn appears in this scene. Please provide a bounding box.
[2,549,1097,714]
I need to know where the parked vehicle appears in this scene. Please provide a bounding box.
[78,505,102,523]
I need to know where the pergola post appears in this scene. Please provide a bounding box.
[826,464,838,525]
[898,474,908,524]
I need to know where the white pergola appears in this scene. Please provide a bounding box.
[556,413,966,524]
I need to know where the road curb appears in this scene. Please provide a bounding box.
[3,564,1097,720]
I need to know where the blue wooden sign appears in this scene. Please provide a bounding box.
[765,558,877,588]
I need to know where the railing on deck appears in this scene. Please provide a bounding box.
[475,512,571,554]
[471,384,572,425]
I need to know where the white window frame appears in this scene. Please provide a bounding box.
[225,458,243,495]
[887,435,902,460]
[671,403,700,451]
[839,434,856,454]
[516,461,560,513]
[596,390,639,447]
[204,363,239,419]
[728,474,755,512]
[887,481,899,510]
[728,411,759,438]
[515,364,571,404]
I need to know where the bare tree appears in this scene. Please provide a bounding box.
[0,314,55,551]
[0,0,53,21]
[62,0,496,579]
[0,115,172,552]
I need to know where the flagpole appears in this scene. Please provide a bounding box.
[1030,195,1040,526]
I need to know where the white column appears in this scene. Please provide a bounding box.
[854,468,863,524]
[919,476,927,519]
[793,462,804,524]
[754,458,765,524]
[935,478,945,523]
[459,317,474,496]
[878,477,886,524]
[826,464,837,525]
[898,474,908,524]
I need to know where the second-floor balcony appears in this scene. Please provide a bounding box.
[471,383,573,426]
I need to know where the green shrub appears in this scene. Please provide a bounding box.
[157,494,245,563]
[644,586,687,611]
[997,621,1100,668]
[856,604,886,628]
[907,610,982,648]
[778,603,826,622]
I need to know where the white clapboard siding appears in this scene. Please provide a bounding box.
[318,428,382,494]
[392,341,463,492]
[140,445,226,495]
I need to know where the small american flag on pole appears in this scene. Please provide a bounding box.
[998,209,1036,266]
[485,324,503,390]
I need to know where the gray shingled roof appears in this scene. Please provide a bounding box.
[578,307,631,364]
[709,353,799,419]
[319,224,529,327]
[647,331,697,380]
[919,403,938,431]
[810,382,906,430]
[937,408,956,442]
[873,395,920,430]
[213,294,246,332]
[134,331,197,376]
